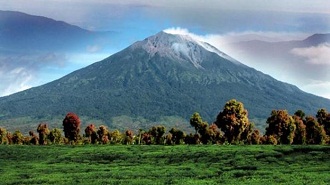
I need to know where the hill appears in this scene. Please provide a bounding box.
[0,31,329,132]
[0,10,113,53]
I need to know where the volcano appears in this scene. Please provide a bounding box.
[0,31,329,131]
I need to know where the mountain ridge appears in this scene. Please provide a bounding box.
[0,31,329,132]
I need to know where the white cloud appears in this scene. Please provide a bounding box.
[87,45,102,53]
[1,67,34,96]
[301,80,330,99]
[291,43,330,65]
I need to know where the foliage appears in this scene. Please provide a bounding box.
[292,115,306,144]
[37,123,50,145]
[12,130,24,145]
[316,108,330,136]
[215,99,252,144]
[149,125,166,144]
[265,110,296,144]
[305,116,327,144]
[0,127,8,144]
[49,128,63,144]
[84,124,98,144]
[62,112,81,143]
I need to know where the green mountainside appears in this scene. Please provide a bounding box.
[0,31,329,132]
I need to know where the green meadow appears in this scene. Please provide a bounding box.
[0,145,329,185]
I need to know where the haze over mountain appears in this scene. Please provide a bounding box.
[222,33,330,99]
[0,10,116,96]
[0,31,329,132]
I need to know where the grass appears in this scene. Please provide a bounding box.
[0,145,329,184]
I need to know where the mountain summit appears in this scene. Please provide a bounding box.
[132,31,240,67]
[0,31,329,131]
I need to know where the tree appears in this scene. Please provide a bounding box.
[190,112,203,134]
[305,116,326,144]
[12,130,24,145]
[292,115,306,144]
[63,112,81,143]
[97,125,109,144]
[247,129,261,144]
[169,128,185,145]
[109,130,122,144]
[215,99,252,144]
[265,110,296,144]
[37,123,50,145]
[84,124,98,144]
[29,131,39,145]
[49,128,63,144]
[316,109,330,136]
[149,125,166,144]
[0,127,8,144]
[294,110,306,120]
[123,130,134,145]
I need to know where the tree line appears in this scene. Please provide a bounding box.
[0,99,329,145]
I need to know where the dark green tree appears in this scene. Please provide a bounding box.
[149,125,166,144]
[169,128,186,145]
[294,110,306,120]
[316,109,330,136]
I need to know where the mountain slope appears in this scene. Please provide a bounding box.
[0,10,113,53]
[0,31,329,131]
[223,33,330,99]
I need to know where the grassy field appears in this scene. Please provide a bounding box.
[0,145,329,185]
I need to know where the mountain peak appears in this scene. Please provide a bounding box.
[130,31,240,68]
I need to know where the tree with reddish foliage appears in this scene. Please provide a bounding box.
[215,99,252,144]
[124,130,134,145]
[142,132,152,145]
[265,110,296,144]
[37,123,50,145]
[97,125,109,144]
[29,131,39,145]
[63,112,81,143]
[85,124,98,144]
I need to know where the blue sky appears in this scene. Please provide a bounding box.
[1,0,330,98]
